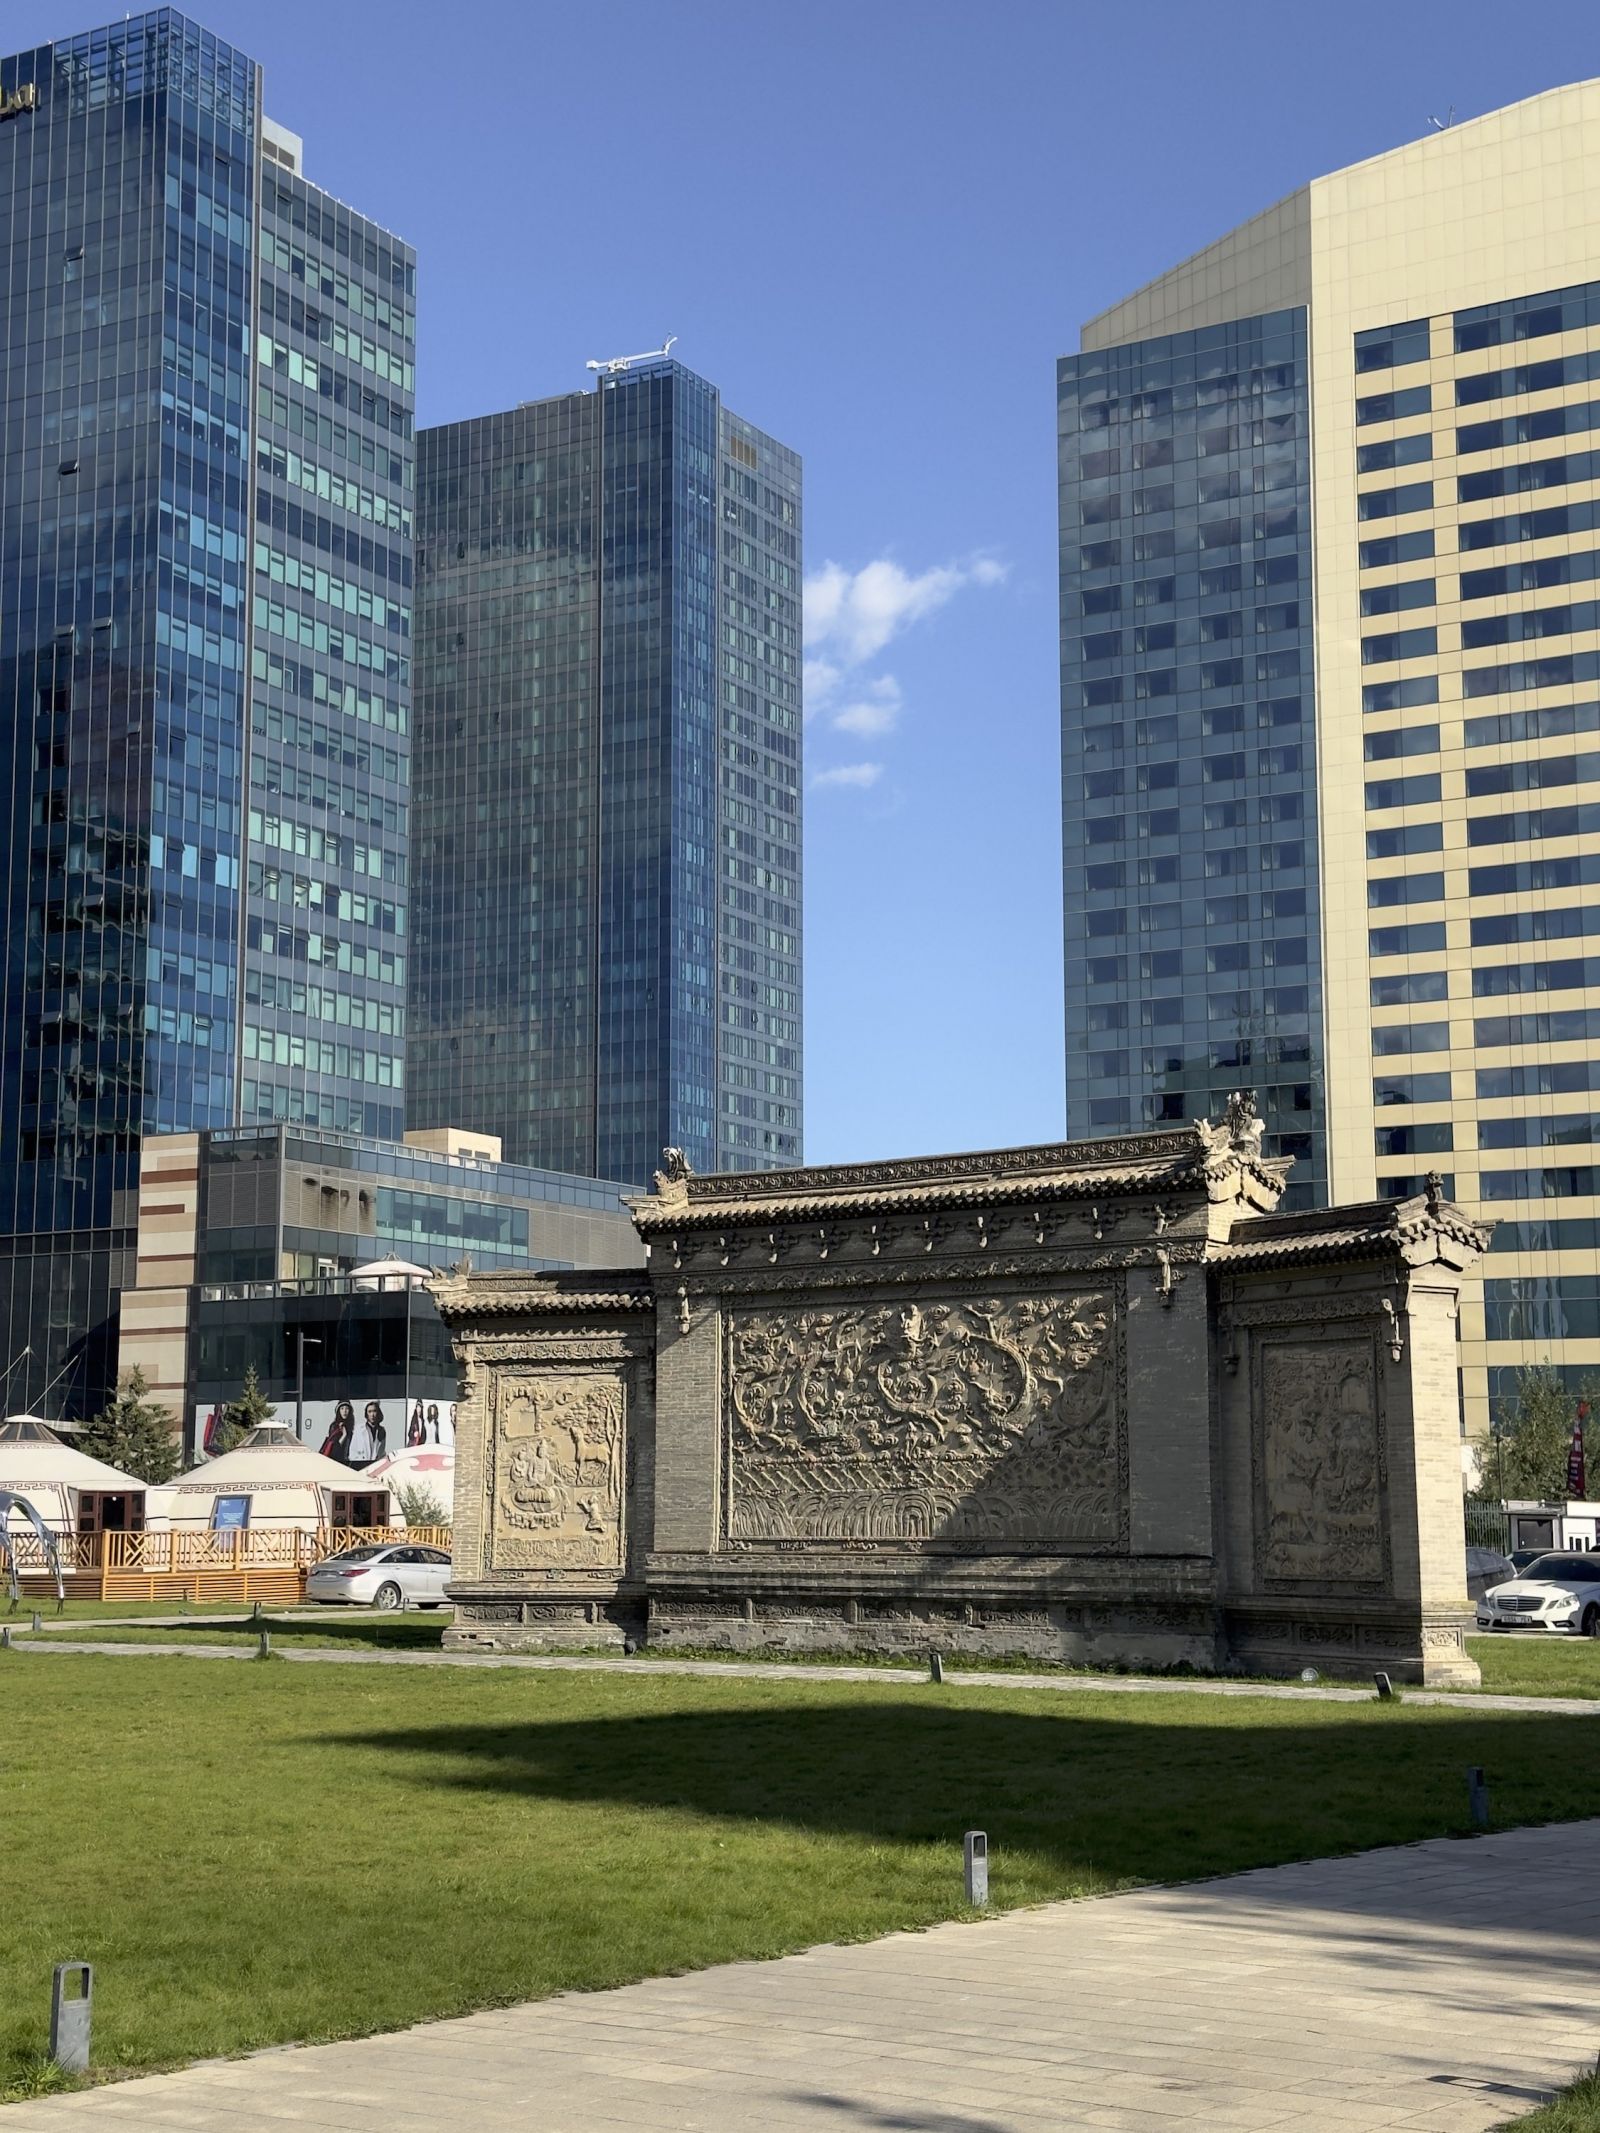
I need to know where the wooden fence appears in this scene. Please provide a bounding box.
[8,1525,453,1604]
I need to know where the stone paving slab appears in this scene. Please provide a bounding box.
[9,1820,1600,2131]
[10,1636,1600,1716]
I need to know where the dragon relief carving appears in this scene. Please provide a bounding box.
[491,1372,626,1572]
[725,1289,1123,1547]
[1258,1341,1384,1584]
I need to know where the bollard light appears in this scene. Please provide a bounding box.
[929,1651,945,1684]
[31,1610,41,1632]
[964,1829,989,1906]
[1467,1765,1490,1828]
[49,1962,92,2074]
[257,1629,272,1660]
[1374,1672,1394,1700]
[1,1625,11,1651]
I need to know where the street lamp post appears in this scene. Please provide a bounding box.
[294,1331,322,1444]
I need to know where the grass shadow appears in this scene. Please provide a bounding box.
[324,1693,1600,1952]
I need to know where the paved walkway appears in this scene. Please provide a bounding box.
[11,1820,1600,2131]
[12,1634,1600,1716]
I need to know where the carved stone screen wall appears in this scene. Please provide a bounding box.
[435,1121,1490,1686]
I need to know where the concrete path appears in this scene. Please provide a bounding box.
[12,1634,1600,1717]
[10,1819,1600,2132]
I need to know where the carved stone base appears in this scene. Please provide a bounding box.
[644,1591,1223,1673]
[1222,1603,1481,1688]
[444,1590,644,1653]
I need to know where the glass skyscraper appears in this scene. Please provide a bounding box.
[0,11,412,1415]
[411,356,802,1184]
[1059,81,1600,1447]
[1060,311,1323,1207]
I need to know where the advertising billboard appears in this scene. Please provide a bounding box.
[193,1395,456,1465]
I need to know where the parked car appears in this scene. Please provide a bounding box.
[1476,1553,1600,1634]
[1466,1546,1516,1603]
[305,1543,452,1610]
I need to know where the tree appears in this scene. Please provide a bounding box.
[79,1368,181,1485]
[395,1481,450,1532]
[1487,1363,1599,1503]
[213,1364,277,1456]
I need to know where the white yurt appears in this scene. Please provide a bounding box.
[147,1424,393,1535]
[0,1415,147,1535]
[365,1442,454,1530]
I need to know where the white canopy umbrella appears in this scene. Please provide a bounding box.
[350,1256,433,1291]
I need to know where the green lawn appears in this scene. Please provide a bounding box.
[4,1598,263,1622]
[1469,1635,1600,1699]
[23,1610,448,1652]
[1502,2072,1600,2129]
[8,1656,1600,2096]
[34,1619,1600,1693]
[10,1619,1371,1677]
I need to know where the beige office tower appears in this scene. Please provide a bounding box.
[1059,83,1600,1452]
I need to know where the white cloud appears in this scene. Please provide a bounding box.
[802,657,843,720]
[805,555,1007,666]
[831,675,903,739]
[802,552,1005,787]
[812,761,883,791]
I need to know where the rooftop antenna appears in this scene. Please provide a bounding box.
[1428,107,1456,131]
[585,336,677,379]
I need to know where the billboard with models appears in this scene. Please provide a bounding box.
[193,1396,455,1465]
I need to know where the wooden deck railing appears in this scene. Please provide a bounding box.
[9,1525,452,1600]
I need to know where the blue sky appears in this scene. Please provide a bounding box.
[15,0,1600,1164]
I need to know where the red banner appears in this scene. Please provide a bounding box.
[1568,1403,1588,1499]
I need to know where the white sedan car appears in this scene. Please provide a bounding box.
[305,1543,452,1610]
[1476,1552,1600,1635]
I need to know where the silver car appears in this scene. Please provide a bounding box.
[305,1543,452,1610]
[1476,1552,1600,1634]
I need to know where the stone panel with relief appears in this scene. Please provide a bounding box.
[725,1287,1125,1547]
[1258,1338,1385,1585]
[489,1370,626,1571]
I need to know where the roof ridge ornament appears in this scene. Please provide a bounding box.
[1193,1090,1266,1163]
[652,1146,693,1207]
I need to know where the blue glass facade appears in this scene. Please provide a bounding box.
[1058,310,1326,1206]
[0,12,410,1414]
[595,365,720,1177]
[411,359,801,1185]
[243,150,413,1143]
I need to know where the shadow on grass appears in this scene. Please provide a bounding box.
[85,1611,450,1651]
[325,1697,1600,1985]
[257,1610,445,1648]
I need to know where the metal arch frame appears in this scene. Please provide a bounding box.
[0,1489,64,1611]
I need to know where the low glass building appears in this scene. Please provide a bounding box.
[119,1125,640,1456]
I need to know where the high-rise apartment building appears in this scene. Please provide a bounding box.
[1058,82,1600,1440]
[411,356,802,1184]
[0,10,413,1414]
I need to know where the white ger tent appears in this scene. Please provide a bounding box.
[147,1425,393,1534]
[0,1415,147,1534]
